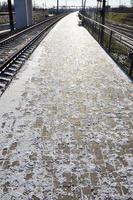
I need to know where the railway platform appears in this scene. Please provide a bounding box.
[0,12,133,200]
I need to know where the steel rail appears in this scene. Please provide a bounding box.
[0,14,67,69]
[0,15,66,95]
[0,15,63,46]
[107,24,133,39]
[0,15,64,73]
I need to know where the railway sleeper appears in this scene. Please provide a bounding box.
[0,76,11,82]
[19,56,27,60]
[22,53,29,57]
[25,49,34,54]
[14,60,23,65]
[0,81,7,87]
[18,58,26,62]
[0,85,4,90]
[0,84,7,93]
[0,79,9,86]
[8,67,18,72]
[0,87,6,95]
[11,64,20,69]
[5,69,17,74]
[4,71,14,76]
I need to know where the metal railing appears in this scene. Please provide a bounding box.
[79,12,133,79]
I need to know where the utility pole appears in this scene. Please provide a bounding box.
[84,0,87,11]
[43,3,45,18]
[96,0,102,21]
[57,0,59,14]
[34,0,36,10]
[8,0,14,31]
[101,0,106,25]
[65,0,67,8]
[96,1,99,21]
[100,0,106,44]
[81,0,84,12]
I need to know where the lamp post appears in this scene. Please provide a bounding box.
[57,0,59,14]
[81,0,84,11]
[43,2,45,18]
[101,0,106,25]
[100,0,106,44]
[8,0,14,31]
[96,0,102,21]
[34,0,36,10]
[65,0,67,10]
[84,0,87,11]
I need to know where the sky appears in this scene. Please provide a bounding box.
[0,0,131,8]
[33,0,131,7]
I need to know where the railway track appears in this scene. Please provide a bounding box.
[0,14,66,96]
[105,22,133,48]
[0,17,53,42]
[0,29,21,42]
[106,22,133,39]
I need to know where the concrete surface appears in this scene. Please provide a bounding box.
[0,13,133,200]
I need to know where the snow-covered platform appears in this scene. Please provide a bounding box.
[0,13,133,200]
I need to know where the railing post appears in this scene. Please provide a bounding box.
[108,30,113,54]
[95,23,97,34]
[92,22,94,35]
[129,52,133,77]
[98,25,101,43]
